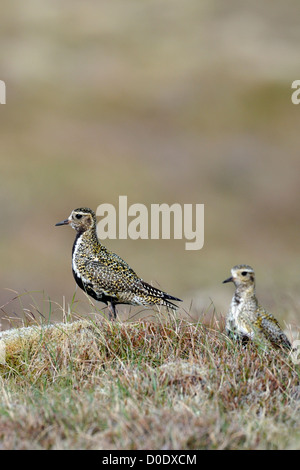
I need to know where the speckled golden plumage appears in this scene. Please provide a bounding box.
[56,207,181,320]
[223,264,291,350]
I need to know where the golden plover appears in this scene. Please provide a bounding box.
[56,207,182,320]
[223,264,291,350]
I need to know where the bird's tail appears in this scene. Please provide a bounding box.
[141,281,182,310]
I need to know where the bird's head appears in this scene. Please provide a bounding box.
[223,264,255,288]
[55,207,96,233]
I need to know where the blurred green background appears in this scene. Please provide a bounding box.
[1,0,300,330]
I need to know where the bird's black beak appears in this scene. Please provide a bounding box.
[223,276,233,284]
[55,219,70,227]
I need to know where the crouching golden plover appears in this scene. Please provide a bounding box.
[55,207,182,320]
[223,264,291,350]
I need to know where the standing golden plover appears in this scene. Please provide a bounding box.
[223,264,291,350]
[55,207,182,320]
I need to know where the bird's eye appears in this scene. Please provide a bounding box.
[241,271,247,276]
[75,214,82,220]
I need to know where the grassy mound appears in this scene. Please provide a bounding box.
[0,317,299,449]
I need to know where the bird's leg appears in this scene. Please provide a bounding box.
[108,302,117,321]
[241,335,250,348]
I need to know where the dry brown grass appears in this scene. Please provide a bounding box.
[0,314,299,450]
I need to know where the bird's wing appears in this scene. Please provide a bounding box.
[85,259,144,299]
[258,314,291,350]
